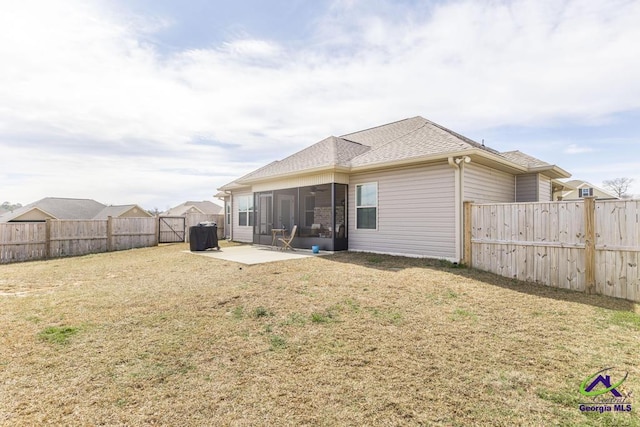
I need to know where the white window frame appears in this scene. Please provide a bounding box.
[226,202,231,225]
[580,188,593,197]
[237,196,254,227]
[356,182,378,230]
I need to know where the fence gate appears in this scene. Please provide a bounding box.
[158,216,186,243]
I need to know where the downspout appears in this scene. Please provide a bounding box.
[448,157,461,262]
[459,157,471,263]
[448,156,471,262]
[227,191,233,241]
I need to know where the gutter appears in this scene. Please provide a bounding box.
[527,164,572,179]
[222,147,568,189]
[231,165,352,187]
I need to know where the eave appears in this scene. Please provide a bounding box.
[218,181,252,192]
[348,148,535,176]
[229,164,351,186]
[218,148,570,191]
[527,165,572,179]
[551,179,577,192]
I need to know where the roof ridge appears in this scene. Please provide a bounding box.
[423,119,501,154]
[340,116,423,138]
[346,120,429,163]
[41,197,102,202]
[335,136,367,147]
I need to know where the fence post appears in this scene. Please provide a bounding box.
[45,218,52,259]
[107,216,113,252]
[154,216,160,246]
[185,213,191,243]
[463,201,473,266]
[217,214,224,239]
[584,197,596,294]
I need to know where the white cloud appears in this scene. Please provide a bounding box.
[221,39,283,59]
[564,144,595,154]
[1,0,640,207]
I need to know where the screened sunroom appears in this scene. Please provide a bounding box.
[252,183,347,251]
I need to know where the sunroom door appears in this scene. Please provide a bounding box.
[258,193,272,235]
[277,194,295,231]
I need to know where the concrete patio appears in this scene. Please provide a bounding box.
[184,245,331,265]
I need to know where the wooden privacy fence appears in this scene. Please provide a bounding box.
[158,213,224,243]
[0,217,158,264]
[159,216,187,243]
[184,213,225,242]
[464,198,640,303]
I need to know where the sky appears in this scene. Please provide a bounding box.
[1,0,640,211]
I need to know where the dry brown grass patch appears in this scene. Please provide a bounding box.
[1,242,639,425]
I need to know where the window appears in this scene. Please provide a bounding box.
[237,196,253,226]
[580,188,593,197]
[304,195,315,226]
[226,202,231,225]
[356,182,377,229]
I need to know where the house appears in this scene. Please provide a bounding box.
[92,204,154,219]
[163,201,223,216]
[217,116,571,261]
[554,179,618,201]
[0,197,153,222]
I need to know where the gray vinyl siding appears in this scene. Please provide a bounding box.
[232,192,253,243]
[348,163,456,259]
[516,174,538,202]
[463,163,515,203]
[538,175,552,201]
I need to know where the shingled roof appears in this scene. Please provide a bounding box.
[345,117,500,167]
[0,197,106,222]
[164,201,223,216]
[93,205,151,219]
[340,116,427,148]
[500,150,551,168]
[0,198,151,222]
[221,116,567,187]
[234,136,370,182]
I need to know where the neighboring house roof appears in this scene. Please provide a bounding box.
[93,205,151,219]
[564,179,595,189]
[220,116,570,190]
[560,180,618,199]
[0,209,10,222]
[0,197,106,222]
[164,201,223,216]
[0,197,151,222]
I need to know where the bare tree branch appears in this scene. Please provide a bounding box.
[602,177,634,198]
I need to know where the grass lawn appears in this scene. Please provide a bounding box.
[1,242,639,426]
